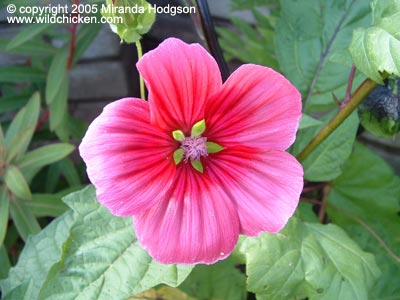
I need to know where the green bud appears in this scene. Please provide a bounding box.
[173,149,184,165]
[172,130,185,142]
[191,119,206,137]
[190,160,204,173]
[101,0,155,43]
[206,141,224,153]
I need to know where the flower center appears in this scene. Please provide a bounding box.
[172,119,223,173]
[181,136,208,162]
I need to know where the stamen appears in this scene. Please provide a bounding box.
[181,136,208,162]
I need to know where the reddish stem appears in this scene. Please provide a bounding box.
[341,64,357,107]
[35,108,49,131]
[67,0,79,70]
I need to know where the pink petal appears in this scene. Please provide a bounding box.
[133,165,240,264]
[136,38,222,133]
[79,98,177,216]
[205,64,302,151]
[206,146,303,235]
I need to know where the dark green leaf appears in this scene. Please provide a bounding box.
[38,186,193,300]
[72,21,103,65]
[6,23,53,50]
[4,165,31,200]
[275,0,371,110]
[0,67,46,83]
[9,199,40,241]
[327,142,400,299]
[57,158,81,186]
[349,0,400,83]
[17,143,75,183]
[238,218,380,300]
[5,92,41,160]
[180,258,246,300]
[302,112,359,181]
[0,210,75,299]
[0,187,10,247]
[25,194,68,217]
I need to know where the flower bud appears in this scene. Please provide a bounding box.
[101,0,155,43]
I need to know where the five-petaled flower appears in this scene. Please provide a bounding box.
[79,38,303,265]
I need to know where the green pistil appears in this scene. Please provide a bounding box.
[171,119,224,174]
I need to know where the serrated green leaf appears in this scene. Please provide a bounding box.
[238,218,380,300]
[275,0,371,110]
[6,23,53,50]
[0,187,10,246]
[0,66,46,83]
[4,165,31,200]
[327,142,400,299]
[38,186,193,300]
[9,198,40,241]
[5,92,41,160]
[45,48,68,105]
[179,258,246,300]
[24,194,68,217]
[349,0,400,83]
[302,112,359,181]
[0,210,75,299]
[17,143,74,183]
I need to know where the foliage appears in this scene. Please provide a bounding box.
[1,0,400,299]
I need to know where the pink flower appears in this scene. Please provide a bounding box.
[79,38,303,264]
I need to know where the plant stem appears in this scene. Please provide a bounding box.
[297,78,378,162]
[135,40,146,100]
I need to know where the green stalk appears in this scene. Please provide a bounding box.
[297,78,378,162]
[135,40,146,100]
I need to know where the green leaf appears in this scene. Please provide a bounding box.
[17,143,75,183]
[349,0,400,83]
[327,142,400,299]
[275,0,371,110]
[0,187,10,247]
[1,279,34,300]
[191,119,206,137]
[24,194,68,217]
[4,165,31,200]
[57,158,81,186]
[0,210,75,299]
[0,66,46,83]
[6,23,53,50]
[38,186,193,300]
[5,127,35,163]
[0,93,29,114]
[45,47,68,105]
[302,112,359,181]
[9,198,40,241]
[299,113,322,130]
[49,75,69,131]
[72,21,103,65]
[0,38,56,56]
[0,245,11,279]
[238,218,381,300]
[179,258,246,300]
[5,92,41,159]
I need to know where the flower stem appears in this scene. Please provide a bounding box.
[297,78,378,162]
[135,40,146,100]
